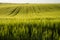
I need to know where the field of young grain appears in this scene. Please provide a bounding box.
[0,4,60,40]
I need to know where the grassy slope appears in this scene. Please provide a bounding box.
[0,4,60,24]
[0,4,60,17]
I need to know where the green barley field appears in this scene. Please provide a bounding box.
[0,3,60,40]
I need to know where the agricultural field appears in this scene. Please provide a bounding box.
[0,4,60,40]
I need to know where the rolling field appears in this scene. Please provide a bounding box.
[0,4,60,40]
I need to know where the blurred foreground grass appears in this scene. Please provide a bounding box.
[0,18,60,40]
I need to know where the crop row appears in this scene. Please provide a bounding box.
[0,5,60,16]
